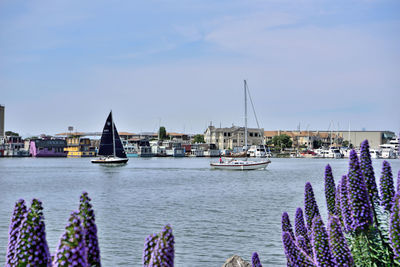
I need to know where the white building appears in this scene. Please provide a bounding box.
[204,125,264,150]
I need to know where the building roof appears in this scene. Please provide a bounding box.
[56,132,87,136]
[167,132,187,136]
[264,130,341,138]
[118,132,136,136]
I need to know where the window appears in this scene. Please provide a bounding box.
[250,133,253,137]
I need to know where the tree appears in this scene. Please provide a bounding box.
[342,140,353,148]
[272,134,293,151]
[5,131,19,136]
[313,139,322,149]
[158,127,167,140]
[193,134,205,144]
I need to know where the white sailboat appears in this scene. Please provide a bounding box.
[210,80,271,170]
[91,111,129,164]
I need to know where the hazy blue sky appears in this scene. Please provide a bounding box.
[1,0,399,137]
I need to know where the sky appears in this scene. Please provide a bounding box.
[0,0,399,137]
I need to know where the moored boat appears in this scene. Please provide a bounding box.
[91,111,128,164]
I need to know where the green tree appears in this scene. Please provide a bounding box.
[272,134,293,151]
[158,127,167,140]
[5,131,19,136]
[192,134,205,144]
[313,139,322,149]
[342,140,353,148]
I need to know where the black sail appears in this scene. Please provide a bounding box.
[112,122,127,158]
[98,112,127,158]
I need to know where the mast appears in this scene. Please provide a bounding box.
[348,121,351,148]
[244,80,248,150]
[111,110,116,157]
[246,80,268,158]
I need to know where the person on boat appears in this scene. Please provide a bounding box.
[219,157,223,163]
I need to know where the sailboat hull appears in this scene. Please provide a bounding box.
[210,159,270,170]
[91,157,129,164]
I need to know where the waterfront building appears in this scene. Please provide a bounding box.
[1,135,29,157]
[264,130,394,149]
[167,132,190,141]
[339,130,395,149]
[64,136,96,157]
[137,132,158,140]
[129,139,153,157]
[29,139,68,157]
[204,125,264,150]
[189,143,204,157]
[162,140,185,157]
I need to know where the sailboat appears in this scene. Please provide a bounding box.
[91,111,129,164]
[210,80,271,170]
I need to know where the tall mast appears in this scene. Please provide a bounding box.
[244,80,248,150]
[111,110,116,157]
[348,121,351,148]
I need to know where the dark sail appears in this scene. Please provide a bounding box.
[98,112,127,158]
[112,122,127,158]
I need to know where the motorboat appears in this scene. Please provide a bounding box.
[369,149,381,159]
[379,137,399,159]
[314,147,343,159]
[247,145,267,157]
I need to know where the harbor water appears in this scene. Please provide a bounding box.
[1,157,399,266]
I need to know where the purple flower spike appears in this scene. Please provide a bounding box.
[53,211,88,267]
[380,161,395,212]
[340,175,353,232]
[282,212,295,241]
[327,215,354,266]
[13,199,51,266]
[359,140,380,204]
[311,216,335,266]
[143,233,159,266]
[334,180,344,228]
[390,193,400,262]
[294,208,307,238]
[305,182,320,232]
[294,208,312,256]
[296,235,312,256]
[147,224,175,267]
[252,252,263,267]
[397,170,400,193]
[6,199,27,266]
[79,192,101,266]
[324,164,336,215]
[282,232,316,267]
[347,150,373,232]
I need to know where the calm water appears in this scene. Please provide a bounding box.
[0,157,399,266]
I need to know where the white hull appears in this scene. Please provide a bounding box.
[210,159,270,170]
[91,157,128,164]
